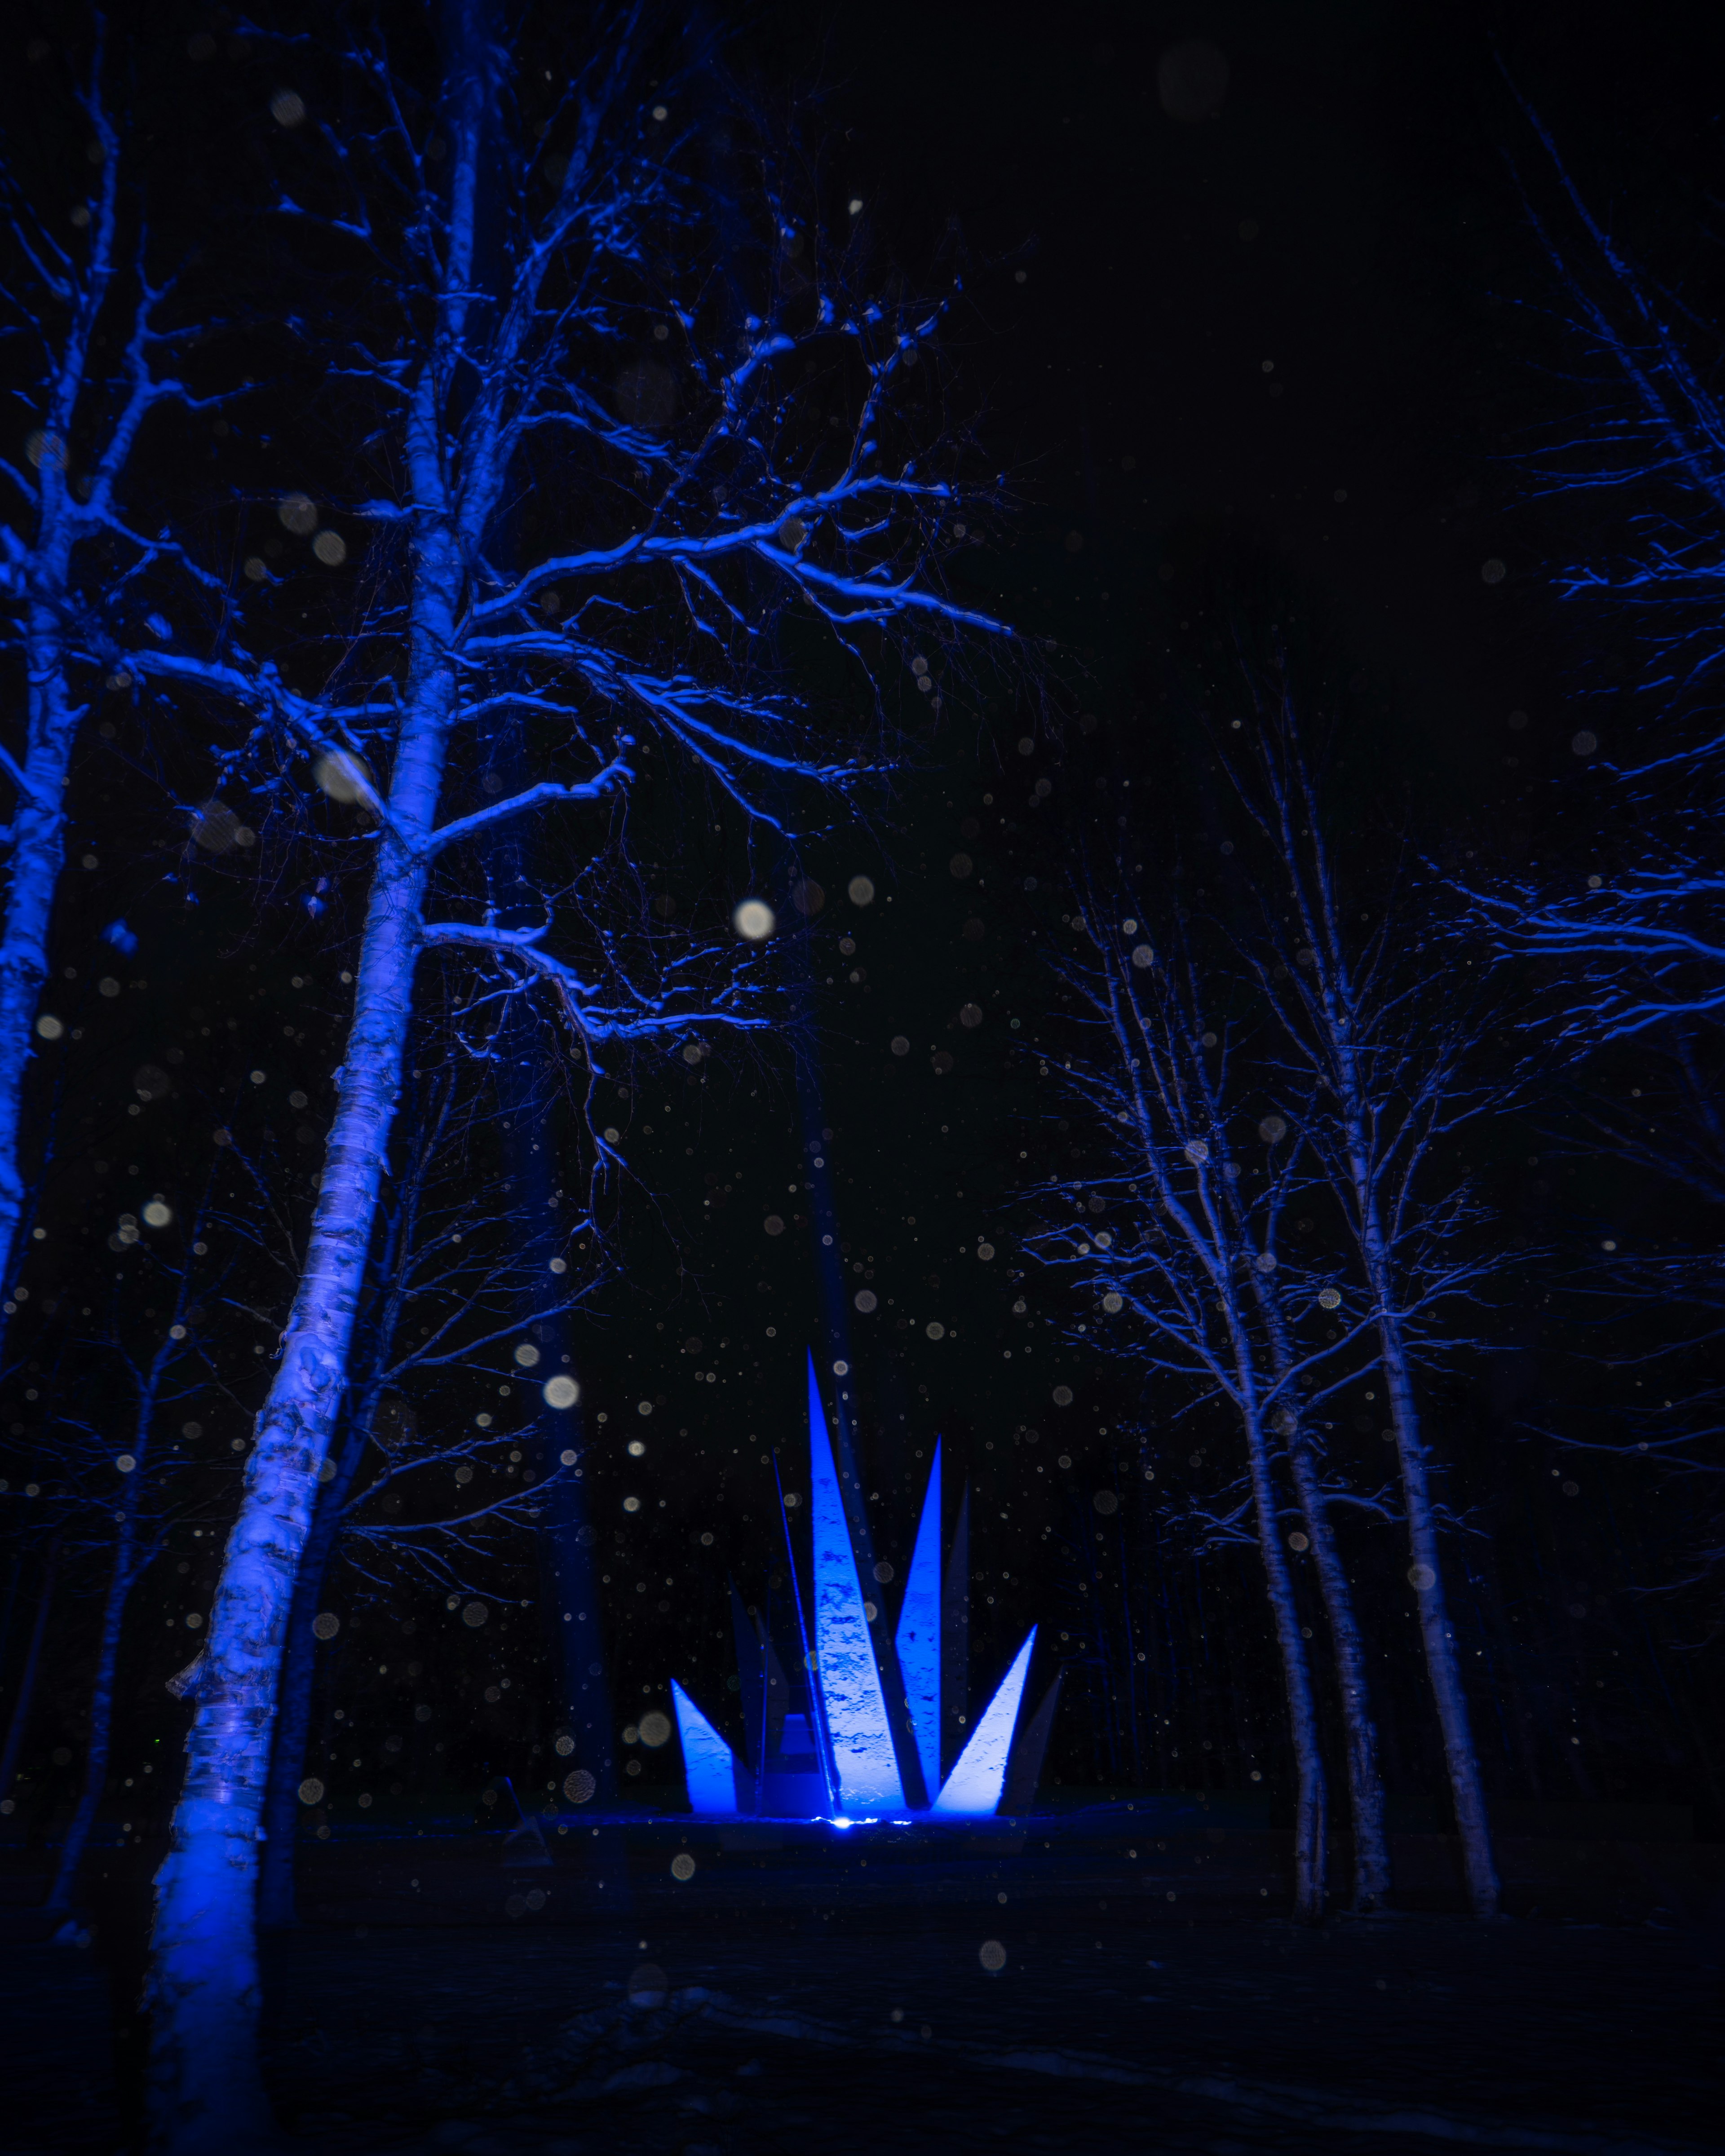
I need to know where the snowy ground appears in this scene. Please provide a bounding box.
[2,1835,1719,2154]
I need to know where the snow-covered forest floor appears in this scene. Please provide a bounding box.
[4,1844,1717,2155]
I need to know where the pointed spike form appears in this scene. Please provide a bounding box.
[895,1438,943,1802]
[806,1352,904,1811]
[1002,1669,1063,1814]
[729,1576,766,1781]
[932,1628,1038,1817]
[942,1482,970,1776]
[670,1680,741,1816]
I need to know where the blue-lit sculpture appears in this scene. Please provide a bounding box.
[672,1358,1050,1819]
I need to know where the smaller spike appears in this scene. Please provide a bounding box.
[932,1628,1037,1817]
[895,1439,943,1802]
[671,1680,740,1816]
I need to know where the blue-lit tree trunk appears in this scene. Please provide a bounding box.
[257,1055,607,1924]
[1232,694,1504,1917]
[1028,914,1332,1919]
[0,46,239,1306]
[1249,1286,1390,1909]
[145,9,1008,2143]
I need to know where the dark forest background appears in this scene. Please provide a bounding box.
[3,0,1723,1864]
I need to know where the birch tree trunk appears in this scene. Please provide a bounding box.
[1373,1294,1500,1916]
[0,608,77,1292]
[1251,1289,1391,1910]
[1281,1427,1391,1910]
[145,572,460,2151]
[1230,1354,1328,1921]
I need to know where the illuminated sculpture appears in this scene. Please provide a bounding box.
[670,1358,1054,1820]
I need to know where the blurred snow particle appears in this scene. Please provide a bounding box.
[297,1778,325,1806]
[189,800,243,853]
[544,1375,580,1409]
[1407,1564,1437,1592]
[890,1036,910,1056]
[35,1015,63,1041]
[462,1601,489,1627]
[1132,945,1154,969]
[1318,1287,1342,1310]
[269,89,306,128]
[142,1199,172,1226]
[637,1400,653,1416]
[977,1241,995,1261]
[1093,1489,1118,1515]
[312,530,348,566]
[763,1214,785,1236]
[513,1341,542,1368]
[854,1289,877,1312]
[1102,1292,1123,1313]
[848,875,876,906]
[277,491,317,534]
[1157,38,1229,121]
[1480,558,1506,585]
[1289,1532,1310,1552]
[950,853,973,879]
[243,557,268,582]
[1183,1140,1208,1165]
[564,1768,596,1803]
[979,1939,1008,1971]
[960,1003,983,1028]
[639,1711,672,1748]
[312,1612,340,1639]
[115,1453,137,1474]
[791,879,824,916]
[671,1852,696,1880]
[1258,1115,1286,1142]
[314,750,374,804]
[925,1321,946,1340]
[1053,1384,1074,1406]
[733,898,775,940]
[1254,1251,1277,1272]
[1571,730,1599,756]
[549,1256,567,1274]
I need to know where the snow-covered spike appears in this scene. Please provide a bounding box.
[894,1437,942,1802]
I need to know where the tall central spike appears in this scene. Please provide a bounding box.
[895,1439,943,1801]
[806,1353,904,1813]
